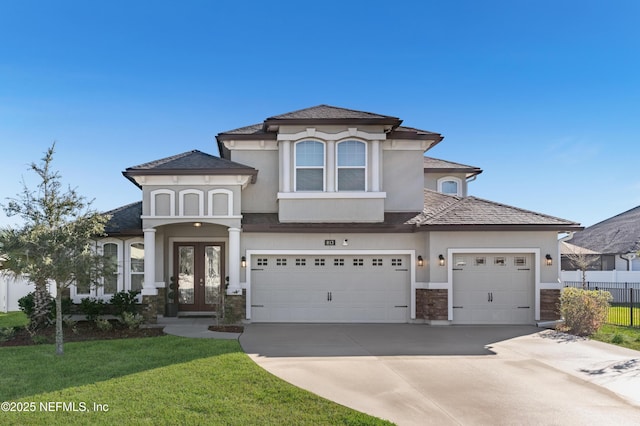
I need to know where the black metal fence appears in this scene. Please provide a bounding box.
[563,281,640,328]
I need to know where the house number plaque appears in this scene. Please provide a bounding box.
[324,240,336,246]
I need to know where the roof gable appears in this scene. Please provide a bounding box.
[122,150,258,186]
[216,105,443,145]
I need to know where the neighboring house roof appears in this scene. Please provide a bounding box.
[104,201,143,236]
[408,190,582,231]
[216,104,443,147]
[423,157,483,179]
[560,241,600,255]
[122,150,258,187]
[566,205,640,254]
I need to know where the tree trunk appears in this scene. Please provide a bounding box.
[55,283,64,356]
[31,281,52,331]
[581,268,587,290]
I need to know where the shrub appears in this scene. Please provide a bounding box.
[79,297,107,323]
[0,327,16,343]
[95,318,113,331]
[560,287,612,336]
[18,291,72,328]
[110,290,140,317]
[118,312,145,330]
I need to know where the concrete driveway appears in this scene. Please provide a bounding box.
[240,324,640,425]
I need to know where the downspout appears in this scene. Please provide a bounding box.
[619,254,630,271]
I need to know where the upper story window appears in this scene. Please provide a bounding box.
[438,176,462,196]
[295,140,325,191]
[337,140,366,191]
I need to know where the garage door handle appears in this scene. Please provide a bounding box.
[327,292,332,301]
[452,268,463,271]
[251,305,264,308]
[453,306,463,309]
[395,268,408,271]
[517,306,530,309]
[518,268,530,271]
[251,268,264,271]
[394,305,408,308]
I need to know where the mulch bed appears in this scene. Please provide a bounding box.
[0,321,165,347]
[208,325,245,333]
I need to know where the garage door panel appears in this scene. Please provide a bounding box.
[252,255,409,323]
[452,254,534,325]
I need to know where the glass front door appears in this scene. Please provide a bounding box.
[175,243,224,311]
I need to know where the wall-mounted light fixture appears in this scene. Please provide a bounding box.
[193,222,202,228]
[545,254,553,266]
[241,256,247,268]
[342,239,349,246]
[417,255,424,267]
[438,254,445,266]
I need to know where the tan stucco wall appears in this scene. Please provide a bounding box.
[231,150,279,213]
[278,198,385,223]
[383,150,424,212]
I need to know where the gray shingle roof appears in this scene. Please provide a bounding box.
[125,150,255,171]
[423,157,483,177]
[104,202,143,236]
[122,150,258,187]
[408,190,581,229]
[267,104,398,120]
[566,205,640,254]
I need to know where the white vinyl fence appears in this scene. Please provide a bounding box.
[0,275,57,313]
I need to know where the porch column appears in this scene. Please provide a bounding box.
[227,227,242,295]
[142,228,158,296]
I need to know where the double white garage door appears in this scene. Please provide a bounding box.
[452,253,535,325]
[251,255,410,323]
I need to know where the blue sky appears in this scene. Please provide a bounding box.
[1,0,638,228]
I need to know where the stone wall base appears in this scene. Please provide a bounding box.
[540,289,561,321]
[416,289,448,321]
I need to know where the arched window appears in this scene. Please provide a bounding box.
[438,177,462,196]
[295,141,325,191]
[337,140,366,191]
[102,242,119,295]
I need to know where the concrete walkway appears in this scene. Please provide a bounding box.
[241,324,640,426]
[158,317,241,340]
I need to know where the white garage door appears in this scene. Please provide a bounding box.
[452,253,534,325]
[251,255,410,323]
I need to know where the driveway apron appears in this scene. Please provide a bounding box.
[240,324,640,426]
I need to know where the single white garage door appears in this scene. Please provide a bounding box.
[251,255,410,323]
[452,253,534,325]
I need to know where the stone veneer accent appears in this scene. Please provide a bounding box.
[225,290,247,323]
[416,289,448,321]
[141,294,159,324]
[540,289,561,320]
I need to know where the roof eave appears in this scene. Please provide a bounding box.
[122,168,259,184]
[415,224,584,232]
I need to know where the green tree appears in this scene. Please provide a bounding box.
[0,143,110,355]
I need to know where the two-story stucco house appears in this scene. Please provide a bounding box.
[79,105,581,325]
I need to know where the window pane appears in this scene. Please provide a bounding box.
[338,168,365,191]
[104,275,117,294]
[131,275,144,292]
[296,141,324,166]
[442,181,458,194]
[338,141,365,166]
[130,243,144,272]
[296,169,324,191]
[103,243,118,294]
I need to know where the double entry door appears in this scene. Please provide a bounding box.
[174,242,225,312]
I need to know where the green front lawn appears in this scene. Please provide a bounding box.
[607,305,640,327]
[0,311,28,328]
[0,336,391,425]
[592,324,640,351]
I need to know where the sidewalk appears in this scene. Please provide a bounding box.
[157,317,241,340]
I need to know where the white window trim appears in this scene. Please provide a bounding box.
[437,176,462,196]
[294,140,326,192]
[336,140,367,192]
[208,189,233,216]
[97,239,123,299]
[126,238,145,300]
[150,189,175,216]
